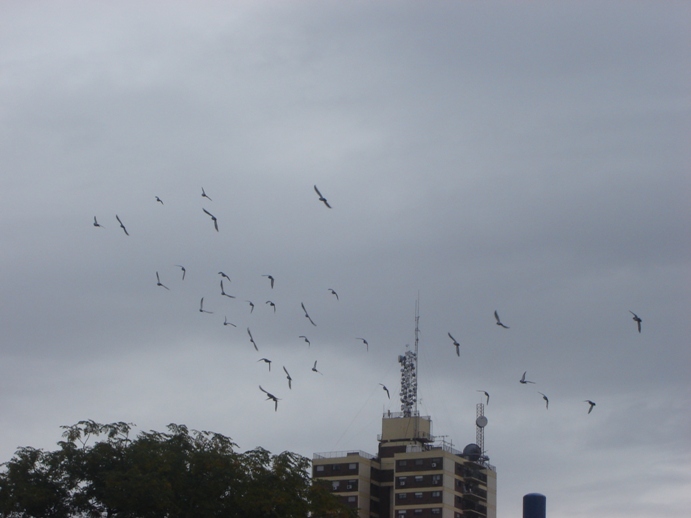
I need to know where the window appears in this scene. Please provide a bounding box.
[414,475,423,482]
[332,464,340,471]
[332,481,340,490]
[414,510,422,515]
[399,460,408,466]
[432,491,441,498]
[399,477,407,486]
[432,509,441,515]
[347,496,356,503]
[398,511,407,516]
[414,492,423,499]
[349,463,357,470]
[432,474,442,485]
[398,493,407,499]
[415,458,423,465]
[316,465,324,472]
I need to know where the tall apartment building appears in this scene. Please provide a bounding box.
[313,342,497,518]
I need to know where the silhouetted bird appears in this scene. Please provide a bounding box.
[356,337,369,351]
[115,215,129,236]
[494,310,509,329]
[520,371,535,384]
[584,400,596,414]
[202,208,218,231]
[93,216,104,228]
[175,265,186,280]
[201,187,212,201]
[299,335,311,347]
[283,366,292,389]
[266,300,276,312]
[257,358,271,371]
[312,361,323,375]
[328,288,339,300]
[156,272,169,290]
[538,392,549,409]
[262,274,274,289]
[259,385,279,411]
[155,196,163,204]
[477,390,490,405]
[314,185,331,208]
[448,332,460,357]
[220,280,235,298]
[380,384,390,399]
[199,297,213,314]
[301,303,316,326]
[218,272,231,281]
[246,300,255,313]
[629,311,642,333]
[247,328,258,351]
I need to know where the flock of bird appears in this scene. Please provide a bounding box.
[461,310,643,415]
[93,185,644,417]
[93,185,361,413]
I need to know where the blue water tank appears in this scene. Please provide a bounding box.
[523,493,546,518]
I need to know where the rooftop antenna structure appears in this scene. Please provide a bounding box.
[398,297,419,418]
[476,403,488,461]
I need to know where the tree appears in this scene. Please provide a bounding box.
[0,420,356,518]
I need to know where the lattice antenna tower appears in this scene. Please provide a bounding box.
[398,297,419,417]
[476,403,486,454]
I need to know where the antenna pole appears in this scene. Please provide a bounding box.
[414,295,420,416]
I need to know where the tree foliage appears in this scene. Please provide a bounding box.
[0,421,356,518]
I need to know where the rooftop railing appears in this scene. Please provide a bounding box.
[313,450,376,460]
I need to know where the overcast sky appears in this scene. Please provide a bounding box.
[1,1,689,517]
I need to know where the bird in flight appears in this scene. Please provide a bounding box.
[283,366,293,389]
[247,328,258,351]
[301,302,317,326]
[156,272,170,290]
[175,265,186,280]
[199,297,213,314]
[380,384,390,399]
[494,310,509,329]
[477,390,490,405]
[520,371,535,384]
[223,316,236,327]
[257,358,271,371]
[115,215,129,236]
[259,385,279,411]
[201,187,212,201]
[202,208,218,232]
[584,400,596,414]
[448,332,460,357]
[266,300,276,312]
[155,196,163,204]
[538,392,549,409]
[299,336,311,347]
[220,280,235,298]
[262,274,274,289]
[312,361,323,375]
[629,311,642,333]
[93,216,104,228]
[218,272,231,281]
[356,337,369,351]
[328,288,339,300]
[314,185,332,208]
[246,300,255,313]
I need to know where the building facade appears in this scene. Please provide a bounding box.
[313,412,497,518]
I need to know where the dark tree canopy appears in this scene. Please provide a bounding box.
[0,420,356,518]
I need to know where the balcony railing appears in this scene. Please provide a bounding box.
[313,450,376,460]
